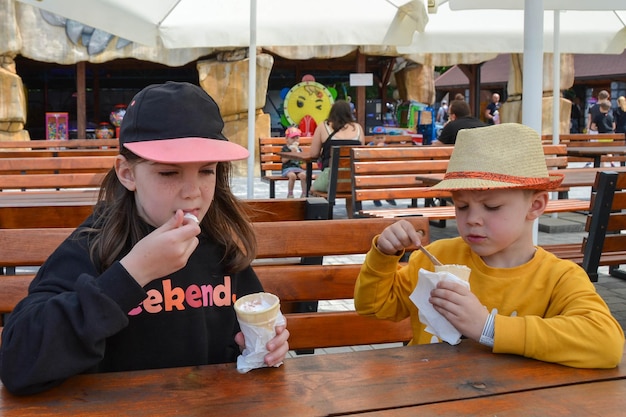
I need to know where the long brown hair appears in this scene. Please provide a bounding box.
[326,100,355,131]
[87,147,257,273]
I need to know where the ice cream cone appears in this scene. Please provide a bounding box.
[234,292,280,331]
[435,264,471,282]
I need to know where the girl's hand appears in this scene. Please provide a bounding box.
[120,210,201,286]
[234,324,290,367]
[429,280,489,341]
[376,220,424,256]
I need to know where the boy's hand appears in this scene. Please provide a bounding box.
[120,210,201,286]
[429,281,489,341]
[376,219,424,255]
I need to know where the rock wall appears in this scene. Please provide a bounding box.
[503,53,574,134]
[198,53,274,176]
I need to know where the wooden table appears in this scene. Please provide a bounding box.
[278,150,316,196]
[2,342,624,416]
[567,146,626,168]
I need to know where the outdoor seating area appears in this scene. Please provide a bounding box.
[2,136,626,413]
[2,0,626,413]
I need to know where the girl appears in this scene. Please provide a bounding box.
[0,82,289,395]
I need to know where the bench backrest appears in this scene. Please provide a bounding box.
[258,137,313,174]
[0,139,119,150]
[580,171,626,281]
[0,196,329,229]
[307,145,362,219]
[0,156,116,175]
[351,146,454,214]
[350,144,568,215]
[542,133,625,146]
[0,217,430,350]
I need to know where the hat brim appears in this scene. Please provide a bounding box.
[124,137,249,163]
[431,173,564,191]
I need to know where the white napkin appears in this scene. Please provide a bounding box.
[409,268,471,345]
[236,311,286,373]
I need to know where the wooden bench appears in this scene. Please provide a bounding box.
[0,196,330,229]
[0,139,119,150]
[351,145,454,225]
[258,136,313,198]
[309,145,355,219]
[0,156,116,192]
[0,217,430,351]
[350,144,578,222]
[542,133,626,165]
[542,171,626,282]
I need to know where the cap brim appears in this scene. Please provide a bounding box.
[124,137,249,163]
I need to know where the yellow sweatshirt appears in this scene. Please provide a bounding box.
[355,236,624,368]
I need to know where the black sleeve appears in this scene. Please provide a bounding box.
[438,124,459,144]
[0,236,146,395]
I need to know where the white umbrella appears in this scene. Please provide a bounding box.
[18,0,428,48]
[18,0,429,197]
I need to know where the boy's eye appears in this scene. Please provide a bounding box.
[485,204,501,211]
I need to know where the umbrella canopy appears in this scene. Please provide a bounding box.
[17,0,429,48]
[399,2,626,55]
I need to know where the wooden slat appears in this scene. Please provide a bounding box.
[0,173,105,189]
[0,139,119,149]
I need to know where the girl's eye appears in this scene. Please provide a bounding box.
[158,171,178,177]
[201,168,216,175]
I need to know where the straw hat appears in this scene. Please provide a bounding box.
[431,123,563,191]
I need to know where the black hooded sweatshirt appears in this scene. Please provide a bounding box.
[0,215,263,395]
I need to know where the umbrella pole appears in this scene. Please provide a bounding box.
[247,0,257,198]
[522,0,544,245]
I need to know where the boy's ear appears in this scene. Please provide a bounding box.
[115,155,137,191]
[527,191,549,220]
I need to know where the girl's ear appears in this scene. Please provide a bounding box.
[115,155,136,191]
[527,191,549,220]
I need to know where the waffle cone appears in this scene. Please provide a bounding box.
[234,292,280,330]
[435,264,471,282]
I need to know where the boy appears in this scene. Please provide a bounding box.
[281,126,307,198]
[591,100,616,134]
[355,123,624,368]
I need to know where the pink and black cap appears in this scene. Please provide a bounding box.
[119,82,249,163]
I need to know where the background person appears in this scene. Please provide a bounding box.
[433,100,486,145]
[281,126,307,198]
[586,90,610,133]
[484,92,501,125]
[354,123,624,369]
[310,99,365,192]
[614,96,626,138]
[0,82,290,395]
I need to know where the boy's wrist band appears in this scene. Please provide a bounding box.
[479,309,496,348]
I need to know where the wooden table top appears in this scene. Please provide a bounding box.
[277,149,315,161]
[2,342,624,416]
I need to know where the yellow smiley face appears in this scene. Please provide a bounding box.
[284,81,334,126]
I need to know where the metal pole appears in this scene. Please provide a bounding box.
[523,0,544,244]
[247,0,257,198]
